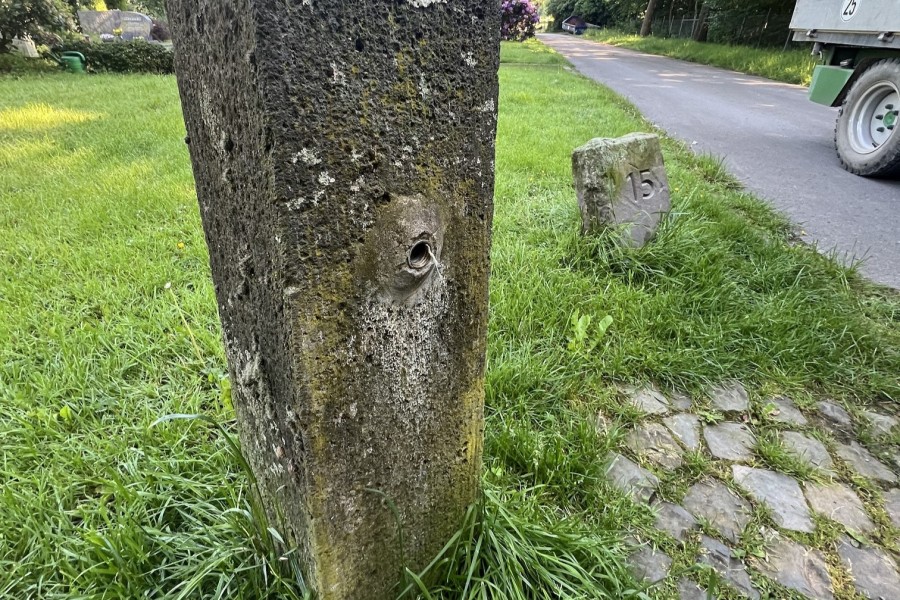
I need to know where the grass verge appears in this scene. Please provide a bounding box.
[1,40,898,598]
[582,29,818,86]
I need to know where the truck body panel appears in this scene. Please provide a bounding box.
[790,0,900,36]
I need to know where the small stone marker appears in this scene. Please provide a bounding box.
[168,2,500,598]
[837,536,900,599]
[732,466,814,533]
[836,441,898,483]
[572,133,671,247]
[683,480,751,543]
[704,422,756,462]
[698,535,760,600]
[804,482,875,534]
[755,535,834,600]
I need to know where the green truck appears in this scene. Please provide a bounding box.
[791,0,900,177]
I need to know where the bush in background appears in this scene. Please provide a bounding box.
[501,0,540,41]
[50,39,173,74]
[0,53,57,74]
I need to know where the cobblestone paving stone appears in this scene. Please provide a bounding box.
[683,480,751,543]
[804,482,875,533]
[663,413,701,451]
[606,453,659,502]
[626,422,684,470]
[707,381,749,412]
[698,535,760,599]
[732,466,814,533]
[652,500,698,542]
[837,536,900,599]
[781,431,835,475]
[628,385,670,415]
[669,390,693,411]
[755,534,833,600]
[861,410,899,438]
[627,546,672,584]
[816,400,853,429]
[676,578,716,600]
[603,384,900,600]
[764,396,808,426]
[884,488,900,528]
[703,422,755,462]
[835,441,898,483]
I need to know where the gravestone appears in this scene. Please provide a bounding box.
[167,2,500,599]
[78,10,153,39]
[572,133,671,247]
[12,37,39,58]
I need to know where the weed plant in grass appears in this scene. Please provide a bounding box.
[584,30,818,86]
[1,42,898,598]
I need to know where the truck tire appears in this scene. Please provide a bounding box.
[834,58,900,178]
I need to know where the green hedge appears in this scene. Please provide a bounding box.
[51,40,173,74]
[0,53,58,75]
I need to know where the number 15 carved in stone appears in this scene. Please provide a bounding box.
[573,133,672,248]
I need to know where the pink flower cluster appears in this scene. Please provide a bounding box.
[500,0,540,42]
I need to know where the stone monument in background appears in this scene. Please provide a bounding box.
[167,1,500,598]
[77,10,153,39]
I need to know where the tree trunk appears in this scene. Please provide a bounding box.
[167,1,499,599]
[640,0,660,36]
[692,3,710,42]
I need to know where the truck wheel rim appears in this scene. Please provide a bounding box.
[848,81,900,155]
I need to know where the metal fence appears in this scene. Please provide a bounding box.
[651,12,795,48]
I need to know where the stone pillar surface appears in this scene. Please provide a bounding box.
[572,133,671,247]
[167,2,500,598]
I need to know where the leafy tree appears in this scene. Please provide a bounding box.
[0,0,74,53]
[130,0,165,18]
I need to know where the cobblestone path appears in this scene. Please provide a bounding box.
[607,383,900,599]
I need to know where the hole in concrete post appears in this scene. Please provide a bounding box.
[355,37,365,52]
[407,241,432,270]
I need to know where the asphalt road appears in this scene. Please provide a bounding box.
[539,34,900,289]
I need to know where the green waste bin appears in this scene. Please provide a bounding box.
[60,52,86,74]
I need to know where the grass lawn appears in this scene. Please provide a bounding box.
[2,39,898,598]
[583,30,818,86]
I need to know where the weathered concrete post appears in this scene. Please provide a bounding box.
[167,2,500,598]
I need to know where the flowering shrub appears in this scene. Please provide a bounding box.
[501,0,539,42]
